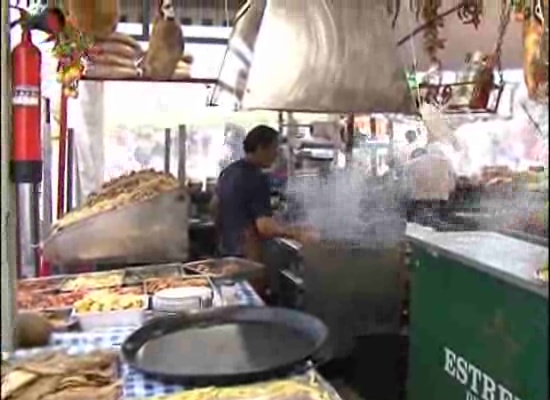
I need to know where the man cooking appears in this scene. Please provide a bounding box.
[210,125,315,293]
[403,142,456,224]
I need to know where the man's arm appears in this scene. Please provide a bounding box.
[255,216,307,241]
[249,175,313,242]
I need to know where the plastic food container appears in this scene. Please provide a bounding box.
[152,286,213,313]
[73,298,148,331]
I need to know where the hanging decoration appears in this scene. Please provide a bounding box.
[522,0,548,103]
[52,18,99,98]
[399,0,509,114]
[9,4,98,98]
[512,0,528,21]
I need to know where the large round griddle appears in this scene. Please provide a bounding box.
[121,306,328,385]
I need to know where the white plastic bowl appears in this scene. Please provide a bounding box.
[152,286,213,312]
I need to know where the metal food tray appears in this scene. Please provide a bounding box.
[42,188,189,267]
[182,257,265,282]
[123,263,185,286]
[60,270,125,292]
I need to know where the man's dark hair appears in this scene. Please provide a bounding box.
[243,125,279,154]
[405,130,417,144]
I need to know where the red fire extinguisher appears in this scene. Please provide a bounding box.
[11,28,42,185]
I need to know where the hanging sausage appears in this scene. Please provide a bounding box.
[141,0,185,80]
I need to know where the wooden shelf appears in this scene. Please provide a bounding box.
[80,76,218,85]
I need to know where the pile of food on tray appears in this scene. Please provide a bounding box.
[123,264,182,286]
[74,292,145,313]
[1,350,121,400]
[15,265,215,332]
[52,169,180,231]
[17,289,88,311]
[61,272,124,292]
[144,373,336,400]
[145,277,210,295]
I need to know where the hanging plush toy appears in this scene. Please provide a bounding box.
[140,0,185,80]
[64,0,120,38]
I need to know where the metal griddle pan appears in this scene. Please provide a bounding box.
[121,306,328,386]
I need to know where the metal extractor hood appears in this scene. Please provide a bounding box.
[214,0,416,115]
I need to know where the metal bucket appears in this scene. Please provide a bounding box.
[301,240,404,359]
[42,188,189,267]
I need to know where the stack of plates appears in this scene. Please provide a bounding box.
[152,286,213,313]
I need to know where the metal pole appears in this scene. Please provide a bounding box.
[15,183,41,278]
[164,128,172,174]
[65,127,74,213]
[1,0,18,352]
[177,125,187,184]
[344,113,355,167]
[41,98,53,240]
[56,92,68,220]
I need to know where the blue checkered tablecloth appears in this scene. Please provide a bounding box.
[11,281,263,399]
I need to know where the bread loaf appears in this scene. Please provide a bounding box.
[88,52,137,69]
[181,53,194,64]
[172,70,191,80]
[103,32,144,54]
[85,65,139,79]
[94,40,142,59]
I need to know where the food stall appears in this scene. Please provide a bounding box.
[1,3,347,400]
[2,2,549,400]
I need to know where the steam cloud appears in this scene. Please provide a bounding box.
[286,167,407,248]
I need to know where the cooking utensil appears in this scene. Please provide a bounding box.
[182,257,265,282]
[121,306,328,386]
[123,263,184,286]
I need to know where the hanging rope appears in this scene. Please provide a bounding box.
[492,0,512,84]
[421,0,444,65]
[405,2,422,108]
[387,0,401,28]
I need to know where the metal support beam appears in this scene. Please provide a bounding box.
[2,0,19,352]
[177,125,187,184]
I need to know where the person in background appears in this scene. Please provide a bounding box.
[210,125,316,296]
[403,143,456,223]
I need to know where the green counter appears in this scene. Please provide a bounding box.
[406,225,548,400]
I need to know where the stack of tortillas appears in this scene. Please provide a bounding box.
[85,32,143,79]
[172,53,194,80]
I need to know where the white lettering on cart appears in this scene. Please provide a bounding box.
[442,347,522,400]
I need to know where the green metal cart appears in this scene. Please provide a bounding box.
[406,225,548,400]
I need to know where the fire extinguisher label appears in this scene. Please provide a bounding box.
[13,85,40,106]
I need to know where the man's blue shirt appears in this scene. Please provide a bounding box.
[216,159,272,256]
